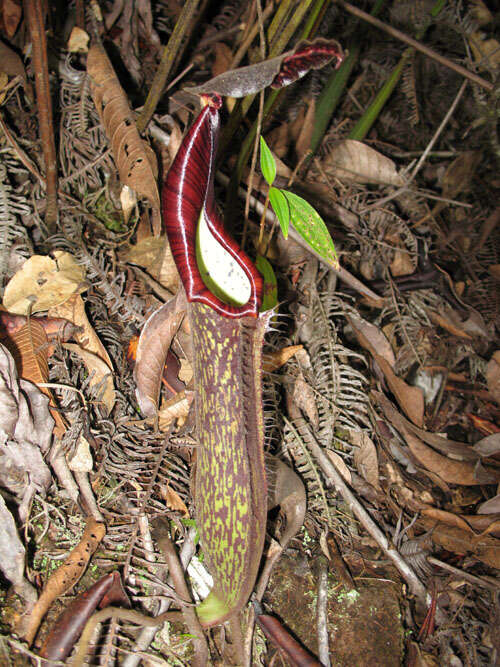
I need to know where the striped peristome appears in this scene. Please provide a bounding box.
[191,301,272,626]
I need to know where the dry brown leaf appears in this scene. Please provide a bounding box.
[292,376,318,429]
[404,430,495,486]
[266,122,290,159]
[347,314,395,367]
[212,42,233,78]
[134,293,186,417]
[159,484,189,516]
[292,99,316,161]
[63,344,115,414]
[352,431,380,489]
[49,294,112,369]
[67,26,89,53]
[352,323,423,426]
[87,42,161,234]
[323,140,405,186]
[1,0,22,38]
[421,508,475,534]
[441,151,481,200]
[477,494,500,515]
[468,31,500,70]
[120,236,180,292]
[9,320,66,438]
[488,264,500,280]
[486,351,500,404]
[19,518,106,645]
[262,345,303,373]
[3,252,87,315]
[325,450,352,484]
[158,390,193,430]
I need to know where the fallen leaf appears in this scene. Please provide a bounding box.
[64,344,115,414]
[87,42,161,233]
[159,485,189,516]
[212,42,233,77]
[486,351,500,404]
[472,433,500,457]
[158,390,193,430]
[19,518,106,646]
[323,140,405,186]
[0,494,36,601]
[3,252,87,315]
[67,435,93,473]
[1,0,22,38]
[134,293,186,417]
[67,26,89,53]
[263,345,303,372]
[292,375,318,429]
[477,494,500,515]
[292,99,316,161]
[352,431,380,489]
[49,294,112,369]
[325,450,352,484]
[347,314,395,367]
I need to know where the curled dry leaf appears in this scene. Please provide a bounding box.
[158,390,194,430]
[472,433,500,457]
[39,571,130,662]
[19,518,106,646]
[322,140,405,186]
[63,344,115,414]
[352,320,424,426]
[189,38,343,98]
[159,484,189,516]
[0,494,36,602]
[347,314,395,367]
[3,252,87,315]
[87,42,161,234]
[325,450,352,484]
[49,294,113,369]
[134,292,186,417]
[120,236,180,293]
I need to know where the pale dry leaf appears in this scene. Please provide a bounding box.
[63,344,115,414]
[67,26,89,53]
[87,42,161,233]
[159,484,189,516]
[325,450,352,484]
[441,151,481,199]
[0,494,36,601]
[352,431,380,489]
[134,293,186,417]
[323,140,405,186]
[49,294,112,369]
[120,184,137,224]
[348,314,395,367]
[67,435,93,473]
[468,31,500,70]
[19,518,106,645]
[477,494,500,515]
[3,252,87,315]
[178,358,193,385]
[262,345,303,372]
[472,433,500,457]
[0,71,8,105]
[158,390,193,430]
[486,351,500,404]
[292,375,318,429]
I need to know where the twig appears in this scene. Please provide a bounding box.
[23,0,58,231]
[230,2,275,69]
[315,556,331,666]
[136,0,201,133]
[427,557,500,592]
[334,0,494,92]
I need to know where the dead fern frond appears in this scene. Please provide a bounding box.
[401,53,420,126]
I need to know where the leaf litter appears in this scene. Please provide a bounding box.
[0,2,498,666]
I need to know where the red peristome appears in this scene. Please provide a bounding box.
[271,38,344,89]
[162,95,262,318]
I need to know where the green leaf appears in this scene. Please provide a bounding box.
[269,186,289,238]
[260,135,276,186]
[282,190,339,268]
[256,255,278,311]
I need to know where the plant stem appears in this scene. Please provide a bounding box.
[137,0,201,133]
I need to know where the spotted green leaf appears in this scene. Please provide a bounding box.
[269,186,290,238]
[260,135,276,186]
[282,190,339,268]
[256,255,278,311]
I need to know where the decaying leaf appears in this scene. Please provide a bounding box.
[0,343,53,519]
[134,292,186,417]
[8,320,67,438]
[347,314,395,367]
[0,309,78,344]
[159,484,189,516]
[292,375,319,429]
[49,294,113,369]
[158,390,194,430]
[0,494,36,601]
[322,140,405,186]
[120,236,180,292]
[19,518,106,646]
[87,42,161,234]
[325,450,352,484]
[262,345,303,372]
[352,431,380,490]
[486,351,500,404]
[189,38,343,98]
[351,318,424,426]
[3,252,87,315]
[63,343,115,414]
[39,571,130,661]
